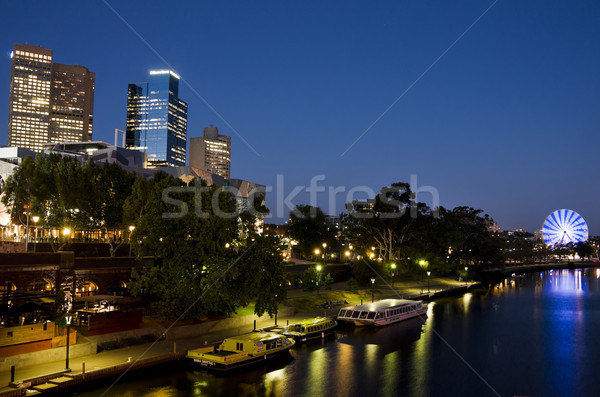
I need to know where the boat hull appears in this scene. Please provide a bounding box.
[283,327,336,343]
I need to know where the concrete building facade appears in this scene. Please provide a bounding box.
[190,125,231,179]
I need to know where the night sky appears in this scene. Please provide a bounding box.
[1,1,599,233]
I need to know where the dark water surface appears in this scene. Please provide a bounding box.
[79,268,600,397]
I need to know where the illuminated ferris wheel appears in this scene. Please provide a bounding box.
[542,209,588,247]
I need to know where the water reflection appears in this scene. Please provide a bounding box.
[77,268,600,397]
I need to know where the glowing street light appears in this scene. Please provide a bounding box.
[62,227,71,236]
[464,266,469,286]
[128,225,136,256]
[371,278,376,302]
[316,265,322,295]
[65,315,72,370]
[32,216,39,253]
[427,271,431,293]
[390,263,397,287]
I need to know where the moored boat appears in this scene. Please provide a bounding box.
[337,299,426,326]
[281,317,337,343]
[185,332,295,371]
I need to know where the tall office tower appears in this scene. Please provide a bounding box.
[7,44,95,152]
[126,70,188,168]
[7,44,53,151]
[190,125,231,179]
[49,63,95,142]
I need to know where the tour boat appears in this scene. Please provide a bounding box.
[336,299,426,326]
[281,317,337,343]
[185,332,295,371]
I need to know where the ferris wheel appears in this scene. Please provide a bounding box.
[542,209,588,247]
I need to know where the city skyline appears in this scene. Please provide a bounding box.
[1,1,599,233]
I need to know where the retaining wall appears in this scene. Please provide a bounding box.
[165,307,295,340]
[0,336,96,371]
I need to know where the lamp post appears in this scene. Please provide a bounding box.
[322,242,327,266]
[316,264,322,295]
[65,315,72,370]
[427,271,431,293]
[24,208,31,252]
[370,278,376,302]
[32,216,39,253]
[128,226,135,256]
[419,260,428,293]
[390,263,396,287]
[464,266,468,286]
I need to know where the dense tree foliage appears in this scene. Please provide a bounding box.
[287,205,336,259]
[1,154,136,253]
[127,173,286,319]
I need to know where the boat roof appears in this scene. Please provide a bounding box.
[224,332,282,342]
[290,317,332,326]
[342,299,421,312]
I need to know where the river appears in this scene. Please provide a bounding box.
[78,268,600,397]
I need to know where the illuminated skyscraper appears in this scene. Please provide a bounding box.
[7,44,95,152]
[190,125,231,179]
[126,70,187,168]
[49,63,95,143]
[8,44,53,151]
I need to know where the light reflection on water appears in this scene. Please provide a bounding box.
[77,268,600,397]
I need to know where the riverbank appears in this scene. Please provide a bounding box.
[0,276,479,396]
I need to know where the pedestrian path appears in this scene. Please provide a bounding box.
[0,277,470,395]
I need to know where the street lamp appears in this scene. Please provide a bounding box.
[322,243,327,266]
[65,315,72,370]
[419,260,428,292]
[464,266,468,286]
[427,271,431,293]
[316,264,322,295]
[32,216,39,253]
[390,263,397,287]
[370,278,376,302]
[128,226,135,256]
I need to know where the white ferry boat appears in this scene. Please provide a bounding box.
[336,299,426,326]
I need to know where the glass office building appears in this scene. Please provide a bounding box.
[126,70,188,168]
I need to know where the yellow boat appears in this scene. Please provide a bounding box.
[281,317,337,343]
[186,332,295,371]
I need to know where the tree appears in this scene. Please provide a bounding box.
[574,241,596,259]
[128,175,286,319]
[287,205,335,259]
[300,266,333,294]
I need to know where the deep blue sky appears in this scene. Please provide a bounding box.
[1,1,599,233]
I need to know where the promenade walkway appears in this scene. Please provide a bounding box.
[0,277,469,395]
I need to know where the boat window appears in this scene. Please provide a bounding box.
[277,339,283,347]
[345,310,353,318]
[359,311,368,319]
[376,312,384,319]
[236,342,243,350]
[367,312,376,319]
[352,311,360,318]
[339,310,347,317]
